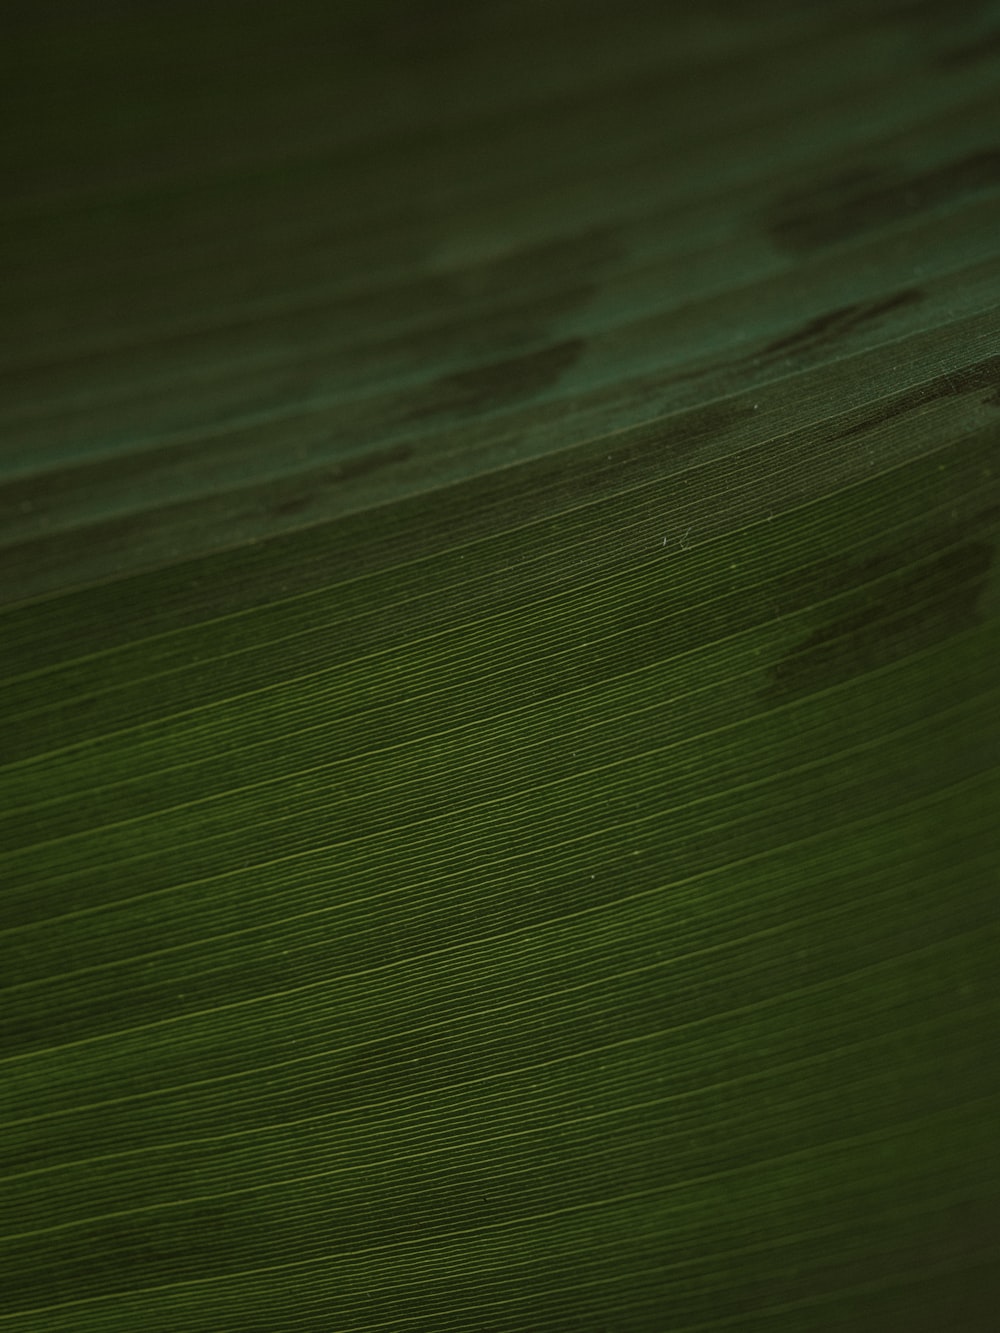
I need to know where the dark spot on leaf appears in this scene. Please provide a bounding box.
[333,441,413,483]
[407,227,620,378]
[767,151,1000,254]
[838,354,1000,439]
[266,443,414,517]
[763,535,996,703]
[268,493,311,519]
[933,27,1000,68]
[760,289,923,359]
[651,399,760,462]
[406,338,584,421]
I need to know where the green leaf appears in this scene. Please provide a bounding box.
[2,2,999,1329]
